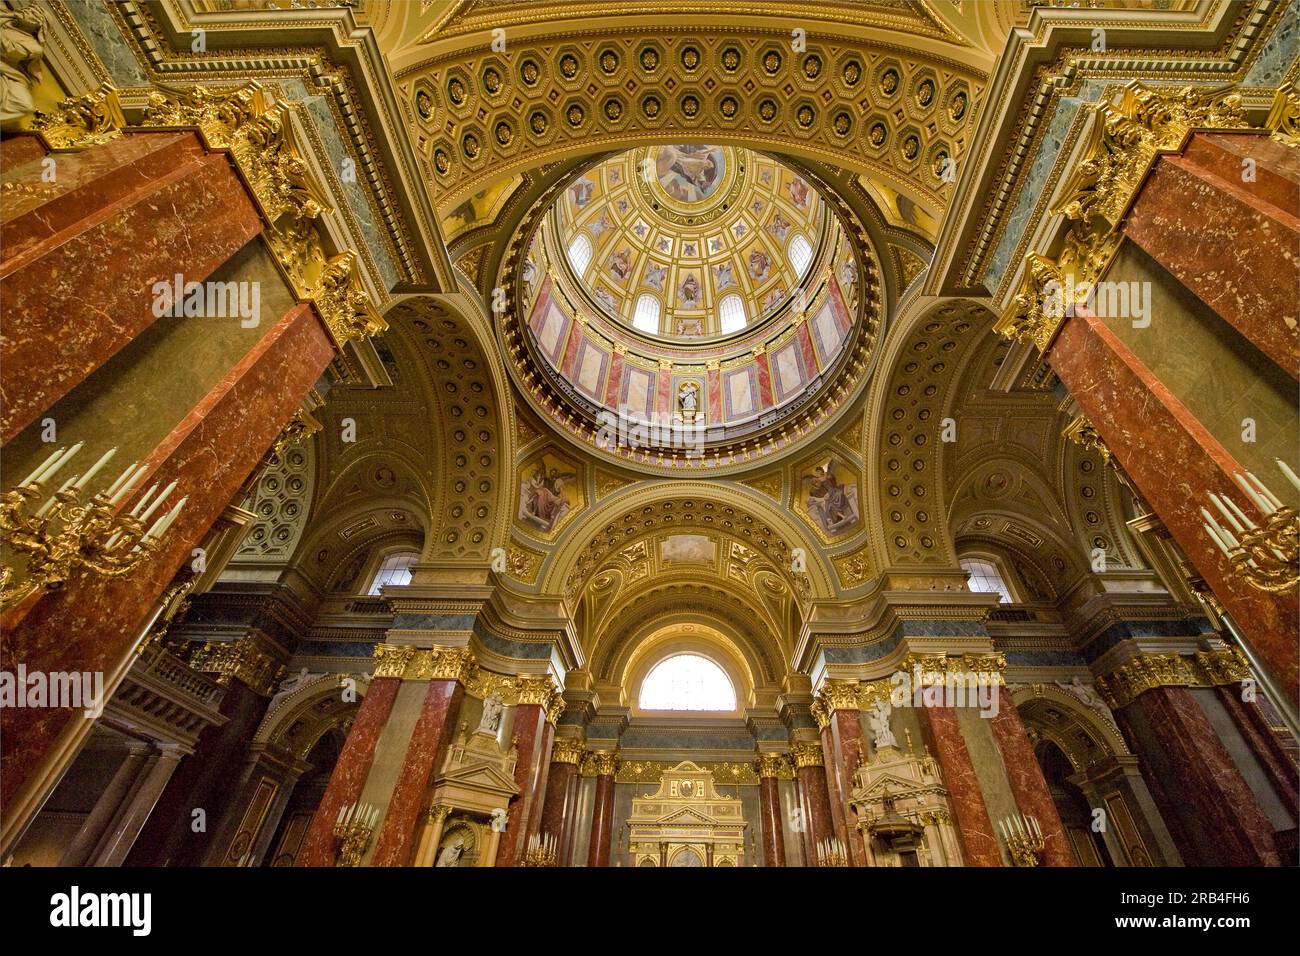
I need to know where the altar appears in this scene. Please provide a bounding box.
[627,761,747,867]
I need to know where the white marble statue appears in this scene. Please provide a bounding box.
[478,693,504,734]
[435,838,464,867]
[866,701,897,751]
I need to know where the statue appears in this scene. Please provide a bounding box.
[478,693,504,734]
[866,701,897,751]
[434,837,465,867]
[0,2,44,130]
[677,381,701,423]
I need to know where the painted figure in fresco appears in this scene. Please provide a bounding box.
[805,461,860,534]
[570,177,595,208]
[788,177,811,209]
[644,263,667,290]
[655,144,725,203]
[607,248,632,281]
[767,212,792,243]
[678,273,701,308]
[748,249,772,282]
[518,464,576,532]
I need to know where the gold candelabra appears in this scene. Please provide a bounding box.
[998,813,1044,867]
[1,444,187,609]
[816,837,849,867]
[523,832,558,867]
[1200,461,1300,595]
[333,801,379,867]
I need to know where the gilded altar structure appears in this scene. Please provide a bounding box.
[628,762,747,867]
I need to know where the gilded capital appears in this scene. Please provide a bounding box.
[550,737,586,765]
[29,83,124,150]
[1093,647,1248,710]
[372,643,416,679]
[587,750,619,777]
[789,742,824,769]
[189,637,283,697]
[516,674,559,708]
[754,752,791,779]
[817,679,861,715]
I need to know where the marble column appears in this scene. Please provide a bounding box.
[817,682,869,865]
[1112,683,1279,866]
[524,717,556,849]
[538,737,584,863]
[790,742,834,864]
[989,702,1075,866]
[58,744,151,867]
[0,131,264,442]
[1046,306,1299,704]
[412,805,452,867]
[1215,686,1299,813]
[370,648,473,867]
[755,753,788,867]
[92,745,185,867]
[816,720,852,861]
[919,706,1002,866]
[295,673,402,867]
[585,751,618,867]
[1122,131,1298,377]
[496,677,558,867]
[2,300,335,810]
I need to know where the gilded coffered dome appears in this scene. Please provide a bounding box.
[502,146,882,473]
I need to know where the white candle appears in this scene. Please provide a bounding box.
[129,483,160,518]
[1210,494,1245,534]
[19,446,64,487]
[1202,520,1230,557]
[1245,471,1283,511]
[42,442,83,485]
[35,475,78,517]
[336,804,345,825]
[74,447,116,491]
[104,460,138,498]
[1223,488,1258,529]
[139,480,177,523]
[1276,459,1300,494]
[156,497,186,538]
[110,464,147,506]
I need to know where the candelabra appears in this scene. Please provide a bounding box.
[1200,461,1300,595]
[998,813,1044,867]
[523,832,558,867]
[816,837,849,867]
[1,444,187,609]
[333,801,379,867]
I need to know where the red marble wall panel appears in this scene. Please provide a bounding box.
[759,775,787,867]
[603,349,625,406]
[295,676,401,867]
[754,350,774,409]
[706,364,721,419]
[0,133,46,173]
[0,132,264,443]
[1123,134,1298,378]
[1,303,333,803]
[1047,309,1299,703]
[495,702,547,866]
[1116,686,1279,866]
[990,703,1075,866]
[370,679,465,867]
[920,705,1002,866]
[587,772,616,867]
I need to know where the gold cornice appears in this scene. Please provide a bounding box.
[189,638,284,697]
[1094,647,1251,710]
[789,741,825,769]
[372,643,478,683]
[616,758,762,786]
[28,83,125,150]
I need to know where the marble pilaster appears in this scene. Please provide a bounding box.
[919,705,1002,866]
[989,703,1075,866]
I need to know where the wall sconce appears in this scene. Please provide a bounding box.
[333,801,379,867]
[1200,461,1299,594]
[1,444,187,608]
[998,813,1044,867]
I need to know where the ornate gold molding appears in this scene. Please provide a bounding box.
[1266,83,1300,148]
[615,758,763,786]
[998,82,1253,352]
[815,678,862,718]
[754,752,792,780]
[789,741,825,769]
[550,737,586,765]
[271,407,322,460]
[1063,412,1112,464]
[189,637,283,696]
[371,643,478,683]
[1094,647,1251,709]
[28,83,125,150]
[584,749,619,777]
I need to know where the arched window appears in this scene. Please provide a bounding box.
[367,550,417,595]
[567,233,592,277]
[718,293,746,334]
[788,233,813,276]
[639,654,736,711]
[633,293,661,334]
[960,556,1014,604]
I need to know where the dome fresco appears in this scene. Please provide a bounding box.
[512,145,875,465]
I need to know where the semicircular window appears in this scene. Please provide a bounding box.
[639,653,736,711]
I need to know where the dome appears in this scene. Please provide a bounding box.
[504,145,883,471]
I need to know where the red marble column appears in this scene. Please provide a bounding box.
[370,677,465,867]
[1047,308,1299,703]
[524,718,556,847]
[1122,132,1298,378]
[496,700,548,866]
[827,708,868,865]
[586,752,617,867]
[1,302,334,805]
[538,739,583,860]
[1215,686,1299,813]
[1116,685,1280,866]
[791,743,834,864]
[818,722,851,857]
[920,706,1002,866]
[756,757,787,867]
[989,702,1075,866]
[0,131,264,442]
[295,676,401,867]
